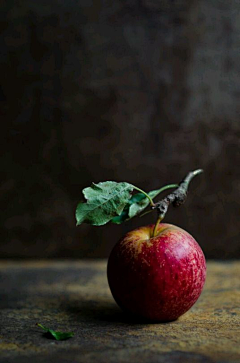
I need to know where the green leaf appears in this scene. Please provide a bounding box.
[76,181,134,226]
[110,207,129,224]
[111,184,178,224]
[111,192,146,224]
[37,324,74,341]
[128,189,160,218]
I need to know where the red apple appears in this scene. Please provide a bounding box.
[107,223,206,322]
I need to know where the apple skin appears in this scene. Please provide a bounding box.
[107,223,206,322]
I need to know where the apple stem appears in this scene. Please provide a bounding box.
[152,216,163,237]
[152,169,203,222]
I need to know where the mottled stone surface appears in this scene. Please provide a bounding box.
[0,260,239,362]
[0,1,240,258]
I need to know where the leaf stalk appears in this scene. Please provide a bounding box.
[131,185,155,206]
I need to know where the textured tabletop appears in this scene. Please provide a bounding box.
[0,260,239,363]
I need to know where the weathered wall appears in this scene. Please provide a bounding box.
[1,0,239,258]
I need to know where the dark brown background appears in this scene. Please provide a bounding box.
[1,0,239,259]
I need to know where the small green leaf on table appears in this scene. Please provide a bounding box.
[37,323,74,341]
